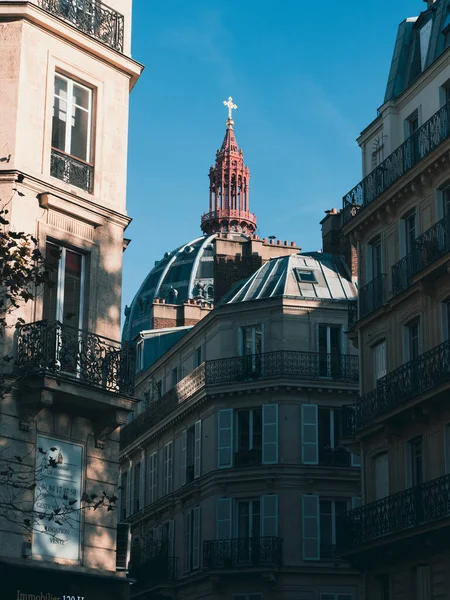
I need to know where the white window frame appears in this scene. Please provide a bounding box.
[372,340,387,384]
[147,451,158,504]
[164,441,173,495]
[238,323,264,356]
[53,73,93,162]
[403,318,421,362]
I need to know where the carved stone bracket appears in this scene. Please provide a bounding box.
[94,409,128,448]
[18,389,53,431]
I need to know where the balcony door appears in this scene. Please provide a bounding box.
[237,500,260,539]
[239,324,263,375]
[374,452,389,500]
[318,324,341,377]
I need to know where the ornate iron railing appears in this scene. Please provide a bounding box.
[50,148,94,193]
[343,101,450,223]
[37,0,124,52]
[358,274,386,319]
[120,351,359,448]
[346,340,450,432]
[129,542,178,586]
[347,302,357,331]
[339,473,450,551]
[16,320,135,396]
[203,537,283,569]
[392,216,450,296]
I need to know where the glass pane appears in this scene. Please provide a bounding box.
[43,242,61,322]
[253,408,262,451]
[254,326,262,354]
[63,250,82,327]
[318,325,327,354]
[70,106,89,161]
[54,76,67,99]
[318,409,331,449]
[252,500,260,537]
[52,96,67,151]
[238,502,250,538]
[319,500,332,545]
[73,83,90,109]
[243,327,253,356]
[238,411,250,451]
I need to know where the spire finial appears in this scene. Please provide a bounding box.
[223,96,237,127]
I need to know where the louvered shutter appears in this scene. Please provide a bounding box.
[302,495,320,560]
[181,429,187,486]
[262,404,278,464]
[261,494,278,537]
[192,507,201,569]
[218,409,233,468]
[301,404,318,464]
[194,420,202,478]
[139,454,146,511]
[185,511,192,572]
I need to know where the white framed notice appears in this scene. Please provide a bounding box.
[32,435,83,560]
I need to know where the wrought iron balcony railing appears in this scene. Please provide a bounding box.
[120,351,359,448]
[347,302,357,332]
[203,537,283,569]
[129,548,178,587]
[392,216,450,296]
[358,274,386,319]
[37,0,124,52]
[16,320,135,396]
[50,148,94,193]
[345,339,450,432]
[343,101,450,223]
[338,473,450,551]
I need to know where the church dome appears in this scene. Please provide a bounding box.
[122,234,216,343]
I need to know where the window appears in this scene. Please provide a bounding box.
[51,74,94,191]
[184,506,201,572]
[43,242,85,328]
[443,186,450,218]
[403,210,417,256]
[405,319,420,362]
[215,495,278,542]
[377,574,390,600]
[171,367,179,388]
[163,441,173,495]
[368,236,382,280]
[237,500,261,539]
[442,300,450,342]
[318,324,341,377]
[120,471,127,520]
[319,499,347,559]
[236,408,262,465]
[373,452,389,500]
[136,339,144,373]
[414,565,432,600]
[147,451,158,504]
[295,269,317,283]
[240,324,263,356]
[318,408,348,466]
[133,462,141,513]
[407,436,424,487]
[406,110,419,138]
[181,420,201,485]
[194,346,202,368]
[373,340,387,384]
[156,379,164,397]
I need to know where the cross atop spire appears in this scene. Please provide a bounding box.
[223,96,237,127]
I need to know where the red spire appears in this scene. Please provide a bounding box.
[201,99,257,235]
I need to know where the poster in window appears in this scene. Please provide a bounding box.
[32,436,83,560]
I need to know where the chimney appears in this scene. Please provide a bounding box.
[320,208,358,281]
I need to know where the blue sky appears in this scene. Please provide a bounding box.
[122,0,424,316]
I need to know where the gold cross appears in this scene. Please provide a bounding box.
[223,96,237,120]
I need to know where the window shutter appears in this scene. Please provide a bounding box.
[194,420,202,478]
[218,409,233,468]
[301,404,318,465]
[260,322,265,353]
[192,507,201,569]
[164,441,173,495]
[373,341,387,381]
[436,189,444,221]
[139,455,146,511]
[117,472,122,520]
[185,511,192,572]
[116,523,131,570]
[352,496,362,509]
[302,495,320,560]
[216,498,232,539]
[181,429,187,486]
[365,243,373,283]
[351,453,361,467]
[261,494,278,537]
[126,465,132,517]
[399,218,406,258]
[238,326,243,356]
[262,404,278,464]
[168,519,175,557]
[149,452,158,503]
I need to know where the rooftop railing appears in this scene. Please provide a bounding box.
[37,0,124,52]
[343,101,450,223]
[120,351,359,449]
[16,320,135,396]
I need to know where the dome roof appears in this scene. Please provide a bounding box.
[123,234,216,342]
[223,252,357,304]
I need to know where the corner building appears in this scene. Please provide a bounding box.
[0,0,142,598]
[339,1,450,598]
[119,117,363,600]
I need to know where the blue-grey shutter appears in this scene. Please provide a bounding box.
[181,429,187,486]
[192,507,201,569]
[261,494,278,537]
[218,409,233,468]
[302,494,320,560]
[185,511,191,572]
[216,498,232,539]
[194,420,202,478]
[262,404,278,464]
[301,404,318,464]
[139,455,146,511]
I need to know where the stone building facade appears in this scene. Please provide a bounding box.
[339,1,450,598]
[0,1,142,598]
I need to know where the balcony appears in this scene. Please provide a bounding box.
[50,148,94,193]
[358,274,386,320]
[339,473,450,555]
[343,101,450,224]
[16,320,135,396]
[129,546,178,589]
[120,351,359,449]
[345,340,450,432]
[37,0,124,52]
[203,537,283,570]
[392,216,450,296]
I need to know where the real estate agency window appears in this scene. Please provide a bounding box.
[51,73,94,192]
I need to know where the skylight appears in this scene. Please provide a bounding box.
[295,269,317,284]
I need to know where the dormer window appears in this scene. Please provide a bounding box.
[295,269,317,284]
